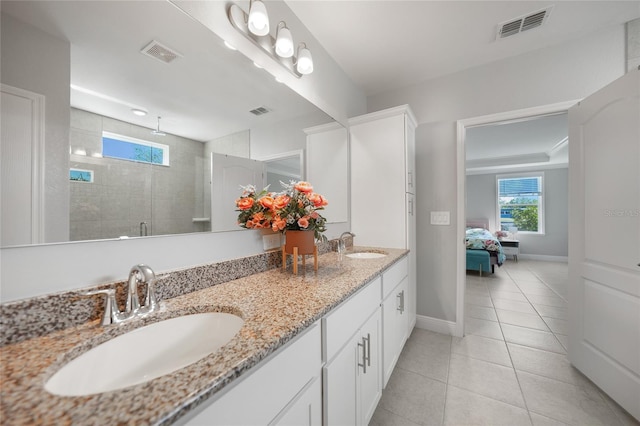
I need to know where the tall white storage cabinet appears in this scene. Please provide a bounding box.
[349,105,417,335]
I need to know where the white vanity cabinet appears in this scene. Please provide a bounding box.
[381,256,409,387]
[181,322,322,426]
[349,105,417,334]
[323,277,382,426]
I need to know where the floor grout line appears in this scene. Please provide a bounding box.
[486,268,535,426]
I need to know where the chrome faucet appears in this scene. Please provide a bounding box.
[338,232,356,254]
[82,264,161,325]
[126,264,158,315]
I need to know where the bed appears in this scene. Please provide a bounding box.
[466,219,506,276]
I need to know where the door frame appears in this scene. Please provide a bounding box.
[454,100,579,337]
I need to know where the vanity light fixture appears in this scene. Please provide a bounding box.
[295,43,314,75]
[247,0,269,36]
[152,116,167,136]
[227,2,314,78]
[131,108,147,116]
[275,22,294,58]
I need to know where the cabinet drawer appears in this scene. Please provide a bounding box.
[382,257,408,299]
[323,277,382,362]
[503,247,519,255]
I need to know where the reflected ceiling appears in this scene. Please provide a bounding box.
[1,0,321,142]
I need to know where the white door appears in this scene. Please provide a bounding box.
[1,84,44,246]
[210,153,265,232]
[568,69,640,420]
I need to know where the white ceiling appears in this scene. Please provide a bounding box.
[286,1,640,96]
[465,112,568,173]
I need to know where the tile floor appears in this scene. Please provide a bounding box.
[370,259,639,426]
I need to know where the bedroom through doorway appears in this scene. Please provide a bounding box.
[455,101,574,338]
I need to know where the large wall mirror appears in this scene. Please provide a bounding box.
[0,0,338,248]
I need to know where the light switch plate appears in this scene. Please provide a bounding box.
[263,234,281,250]
[430,211,450,225]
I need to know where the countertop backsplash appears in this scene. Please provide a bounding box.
[0,236,349,346]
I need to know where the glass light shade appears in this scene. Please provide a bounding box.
[275,25,294,58]
[296,46,314,75]
[248,0,269,36]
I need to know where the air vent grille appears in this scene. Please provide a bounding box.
[522,11,547,31]
[500,20,522,38]
[497,7,552,40]
[141,40,182,64]
[249,106,271,116]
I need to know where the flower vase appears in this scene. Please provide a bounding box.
[284,230,315,255]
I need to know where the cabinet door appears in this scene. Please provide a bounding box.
[350,114,406,248]
[323,340,358,426]
[406,193,417,333]
[358,308,382,426]
[271,377,322,426]
[382,278,408,387]
[405,115,416,195]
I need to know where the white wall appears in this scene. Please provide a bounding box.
[250,110,332,160]
[467,169,569,257]
[369,25,626,322]
[1,13,70,244]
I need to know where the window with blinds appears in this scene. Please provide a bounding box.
[497,173,544,234]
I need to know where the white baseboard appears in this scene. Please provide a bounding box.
[518,254,568,262]
[415,314,457,336]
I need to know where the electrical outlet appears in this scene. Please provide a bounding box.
[263,234,281,250]
[430,211,450,225]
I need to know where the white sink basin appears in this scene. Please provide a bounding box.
[345,252,387,259]
[45,312,243,396]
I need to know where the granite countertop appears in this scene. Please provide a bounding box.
[0,247,407,425]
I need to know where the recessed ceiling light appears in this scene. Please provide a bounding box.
[131,108,147,116]
[224,41,237,51]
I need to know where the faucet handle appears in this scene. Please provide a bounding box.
[81,288,122,326]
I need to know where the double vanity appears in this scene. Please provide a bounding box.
[0,247,412,425]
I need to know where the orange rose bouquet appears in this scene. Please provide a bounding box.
[236,181,328,240]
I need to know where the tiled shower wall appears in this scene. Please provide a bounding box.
[69,108,208,241]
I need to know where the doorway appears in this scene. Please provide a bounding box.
[454,100,578,337]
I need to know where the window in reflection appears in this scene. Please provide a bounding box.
[102,132,169,166]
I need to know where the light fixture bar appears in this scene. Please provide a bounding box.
[227,3,305,78]
[152,116,166,136]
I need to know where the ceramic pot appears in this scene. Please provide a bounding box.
[284,230,315,255]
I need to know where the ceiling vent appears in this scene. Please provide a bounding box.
[497,7,552,40]
[249,106,271,116]
[140,40,182,64]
